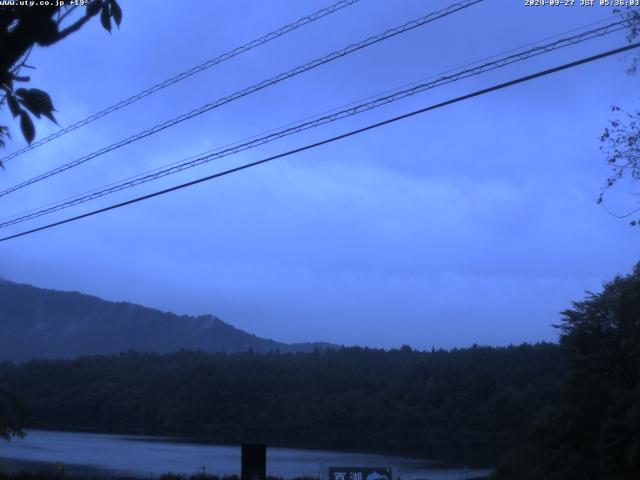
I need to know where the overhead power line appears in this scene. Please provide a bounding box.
[0,0,484,199]
[1,42,638,243]
[0,18,630,229]
[0,0,361,164]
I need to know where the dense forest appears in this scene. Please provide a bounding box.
[0,343,564,466]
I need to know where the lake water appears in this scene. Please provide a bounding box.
[0,430,491,479]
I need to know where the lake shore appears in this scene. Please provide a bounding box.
[0,430,492,480]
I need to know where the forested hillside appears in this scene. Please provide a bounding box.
[0,344,564,465]
[0,280,334,362]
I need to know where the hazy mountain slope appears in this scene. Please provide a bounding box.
[0,279,335,362]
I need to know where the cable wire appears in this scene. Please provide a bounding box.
[0,0,485,199]
[0,18,630,229]
[1,42,637,243]
[0,0,361,164]
[0,14,617,225]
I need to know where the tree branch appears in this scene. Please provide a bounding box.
[53,10,94,43]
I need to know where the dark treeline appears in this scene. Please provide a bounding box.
[0,343,564,465]
[0,473,313,480]
[495,264,640,480]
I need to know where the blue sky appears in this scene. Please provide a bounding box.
[0,0,639,349]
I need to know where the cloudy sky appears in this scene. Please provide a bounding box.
[0,0,638,349]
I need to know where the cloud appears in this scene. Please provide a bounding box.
[1,0,639,349]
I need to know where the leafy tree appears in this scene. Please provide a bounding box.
[0,0,122,155]
[495,264,640,480]
[598,7,640,223]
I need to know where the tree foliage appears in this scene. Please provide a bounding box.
[495,264,640,480]
[0,0,122,155]
[0,343,564,465]
[0,387,28,441]
[599,7,640,223]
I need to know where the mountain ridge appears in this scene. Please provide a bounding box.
[0,279,337,362]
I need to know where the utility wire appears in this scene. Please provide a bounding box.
[0,19,630,229]
[1,42,638,243]
[0,0,484,199]
[0,14,616,223]
[5,13,620,219]
[0,0,361,164]
[0,19,628,225]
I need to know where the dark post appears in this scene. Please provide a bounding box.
[241,444,266,480]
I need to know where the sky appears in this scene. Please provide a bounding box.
[0,0,639,349]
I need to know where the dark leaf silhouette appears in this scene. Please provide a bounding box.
[15,88,56,123]
[6,95,21,118]
[0,126,9,152]
[86,0,102,16]
[35,17,60,46]
[110,0,123,27]
[101,4,112,33]
[19,111,35,145]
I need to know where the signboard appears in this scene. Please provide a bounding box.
[241,444,266,480]
[328,467,393,480]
